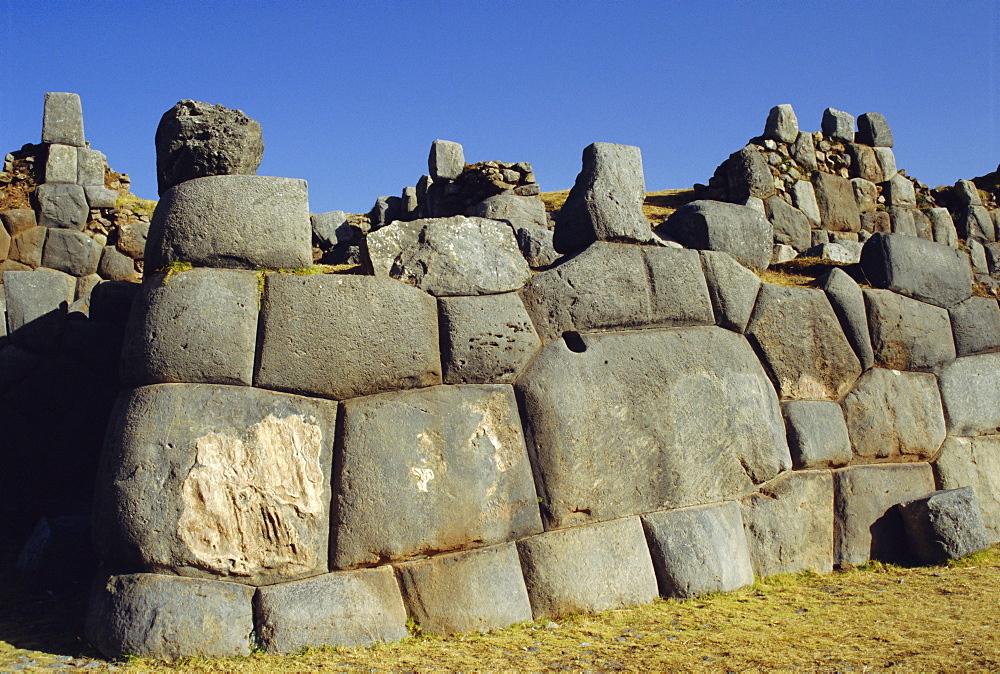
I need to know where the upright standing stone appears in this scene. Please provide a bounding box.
[764,104,798,143]
[44,144,78,184]
[155,100,264,195]
[954,179,982,206]
[554,143,651,252]
[41,92,85,147]
[812,172,862,232]
[823,267,875,369]
[428,139,465,181]
[791,131,817,172]
[884,173,916,208]
[790,180,821,226]
[822,108,855,143]
[846,144,883,183]
[725,145,776,202]
[873,147,897,179]
[928,208,959,248]
[956,205,996,242]
[856,112,894,147]
[698,250,761,333]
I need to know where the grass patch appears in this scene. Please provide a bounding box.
[159,261,193,282]
[115,193,157,218]
[758,256,867,289]
[539,188,697,224]
[274,264,359,275]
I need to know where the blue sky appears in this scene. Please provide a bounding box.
[2,1,998,214]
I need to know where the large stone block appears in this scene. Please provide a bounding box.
[41,92,85,147]
[36,183,88,230]
[8,226,46,268]
[439,293,540,384]
[428,139,465,181]
[86,573,254,660]
[864,289,955,372]
[85,185,118,209]
[520,242,713,342]
[791,131,817,173]
[822,108,855,143]
[120,269,259,387]
[77,147,106,186]
[823,268,875,369]
[641,501,754,598]
[366,215,530,295]
[938,352,1000,436]
[812,171,862,233]
[846,143,883,183]
[765,196,810,251]
[395,543,532,635]
[740,470,834,577]
[332,384,541,569]
[884,173,916,208]
[790,180,821,226]
[934,435,1000,541]
[516,327,790,529]
[949,296,1000,357]
[874,147,897,179]
[155,99,264,195]
[145,175,312,270]
[41,228,103,277]
[782,400,852,469]
[254,566,408,654]
[4,269,74,350]
[699,250,760,333]
[659,199,772,272]
[515,224,559,268]
[898,487,990,563]
[856,112,894,147]
[841,368,946,461]
[746,284,862,400]
[1,209,37,236]
[724,145,775,202]
[44,143,78,183]
[93,384,338,586]
[834,463,935,567]
[255,274,440,399]
[860,232,972,308]
[764,104,798,143]
[851,177,879,213]
[468,192,548,230]
[955,205,996,243]
[516,516,658,618]
[98,245,140,282]
[554,142,650,252]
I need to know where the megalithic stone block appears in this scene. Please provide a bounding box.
[44,144,78,184]
[860,232,972,308]
[428,139,465,181]
[41,92,85,147]
[898,487,990,564]
[764,104,799,144]
[822,108,855,143]
[36,183,88,230]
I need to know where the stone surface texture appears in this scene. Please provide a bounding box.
[934,436,1000,541]
[897,487,990,563]
[698,250,761,333]
[42,92,85,146]
[660,199,772,272]
[949,296,1000,357]
[782,400,852,469]
[823,268,875,370]
[812,171,862,233]
[938,353,1000,436]
[864,289,956,372]
[860,233,972,309]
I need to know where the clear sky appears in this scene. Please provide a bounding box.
[2,1,998,215]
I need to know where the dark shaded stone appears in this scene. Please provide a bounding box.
[855,112,894,147]
[898,487,990,563]
[934,436,1000,541]
[949,296,1000,357]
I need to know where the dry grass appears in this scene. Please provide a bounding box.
[757,257,869,289]
[539,188,697,224]
[3,547,1000,670]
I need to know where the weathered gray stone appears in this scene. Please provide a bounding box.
[890,206,916,237]
[36,183,88,230]
[746,284,862,400]
[898,487,990,563]
[765,196,810,251]
[771,243,797,264]
[520,243,714,342]
[428,139,465,181]
[764,104,798,143]
[934,435,1000,541]
[954,179,982,206]
[76,273,101,300]
[516,517,658,618]
[310,211,349,249]
[155,99,264,195]
[468,193,548,230]
[782,400,852,469]
[440,293,540,384]
[912,209,933,240]
[812,171,862,232]
[699,250,761,333]
[864,289,956,371]
[84,185,118,209]
[791,131,817,172]
[368,195,402,230]
[1,209,36,237]
[8,227,47,269]
[121,269,258,386]
[254,567,408,653]
[724,145,776,202]
[147,175,311,270]
[41,228,103,277]
[255,274,440,399]
[812,230,831,246]
[790,180,821,226]
[873,147,897,179]
[740,470,834,576]
[42,92,85,147]
[822,108,855,143]
[824,267,875,369]
[806,241,862,264]
[986,242,1000,275]
[841,368,946,461]
[515,225,559,268]
[860,232,972,308]
[367,215,529,296]
[834,463,935,567]
[97,245,139,282]
[969,239,989,273]
[955,205,996,243]
[77,148,106,186]
[333,384,540,568]
[641,502,753,598]
[851,178,878,213]
[861,211,891,234]
[402,186,418,218]
[660,199,772,272]
[4,269,74,349]
[0,259,33,282]
[856,112,894,147]
[115,221,149,260]
[395,543,532,635]
[554,143,650,252]
[516,327,790,529]
[44,144,77,184]
[93,384,338,585]
[938,352,1000,436]
[884,173,916,208]
[949,296,1000,357]
[86,573,254,660]
[846,143,882,183]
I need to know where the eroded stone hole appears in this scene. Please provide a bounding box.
[563,331,587,353]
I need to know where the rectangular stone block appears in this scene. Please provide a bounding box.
[255,274,441,400]
[833,463,935,567]
[4,269,75,350]
[934,436,1000,541]
[516,517,658,619]
[45,144,78,184]
[740,470,834,577]
[641,502,753,598]
[77,147,106,186]
[938,353,1000,436]
[36,182,88,230]
[41,228,103,277]
[332,384,542,569]
[254,566,408,654]
[394,543,532,635]
[1,209,37,237]
[42,92,85,147]
[9,226,47,268]
[85,185,118,209]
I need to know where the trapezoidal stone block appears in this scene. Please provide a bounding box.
[253,566,408,654]
[41,92,85,147]
[515,327,790,530]
[740,470,834,577]
[934,435,1000,542]
[332,384,542,569]
[86,572,254,660]
[515,516,658,619]
[394,543,532,636]
[833,463,935,568]
[938,353,1000,436]
[641,501,754,598]
[120,269,259,387]
[254,273,441,400]
[145,175,312,270]
[93,383,338,586]
[746,284,862,400]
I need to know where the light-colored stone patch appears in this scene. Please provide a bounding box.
[178,414,324,578]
